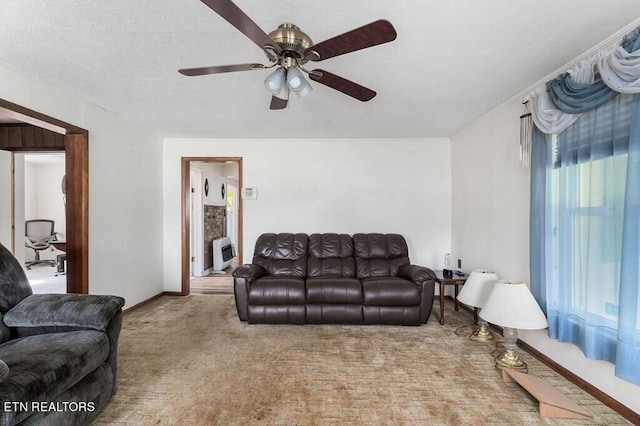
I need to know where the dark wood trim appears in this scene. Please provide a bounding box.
[180,157,243,296]
[237,158,243,265]
[181,159,190,296]
[0,124,65,151]
[0,99,87,135]
[10,154,15,253]
[123,292,188,315]
[0,98,89,294]
[65,133,89,293]
[123,292,165,314]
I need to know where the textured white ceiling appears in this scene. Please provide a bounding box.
[1,1,640,139]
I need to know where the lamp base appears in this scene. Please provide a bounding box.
[494,349,527,372]
[469,324,494,341]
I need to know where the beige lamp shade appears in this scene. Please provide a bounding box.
[480,280,548,330]
[457,269,498,308]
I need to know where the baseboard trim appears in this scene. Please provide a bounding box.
[163,291,184,296]
[518,339,640,424]
[123,291,185,314]
[444,295,638,423]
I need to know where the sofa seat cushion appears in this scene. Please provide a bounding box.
[249,276,306,305]
[362,277,421,306]
[0,330,109,425]
[306,304,363,324]
[248,305,306,324]
[306,277,362,303]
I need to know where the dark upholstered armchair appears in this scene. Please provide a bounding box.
[0,242,124,426]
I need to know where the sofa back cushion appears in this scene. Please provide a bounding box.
[252,233,308,277]
[353,233,410,278]
[307,233,355,277]
[0,242,33,316]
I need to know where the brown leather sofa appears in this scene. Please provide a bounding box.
[232,233,436,325]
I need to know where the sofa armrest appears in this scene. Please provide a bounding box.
[400,265,436,324]
[232,264,265,322]
[399,264,436,286]
[232,264,265,283]
[3,294,125,332]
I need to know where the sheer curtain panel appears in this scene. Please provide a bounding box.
[531,93,640,386]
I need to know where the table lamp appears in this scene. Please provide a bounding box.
[456,269,498,341]
[479,280,548,371]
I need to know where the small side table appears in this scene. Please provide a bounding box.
[434,270,468,325]
[51,241,67,276]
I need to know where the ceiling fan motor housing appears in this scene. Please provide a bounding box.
[268,23,314,65]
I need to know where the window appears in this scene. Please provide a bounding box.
[549,151,627,324]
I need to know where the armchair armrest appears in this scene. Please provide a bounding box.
[232,264,265,283]
[3,294,125,332]
[399,264,436,286]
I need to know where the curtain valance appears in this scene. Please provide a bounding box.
[530,26,640,134]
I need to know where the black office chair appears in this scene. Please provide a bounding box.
[25,219,56,269]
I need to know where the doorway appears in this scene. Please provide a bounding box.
[0,99,89,294]
[181,157,243,295]
[21,152,67,293]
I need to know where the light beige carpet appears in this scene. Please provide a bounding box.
[94,295,630,425]
[190,275,233,295]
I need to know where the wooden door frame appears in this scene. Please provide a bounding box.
[181,157,243,295]
[1,98,89,294]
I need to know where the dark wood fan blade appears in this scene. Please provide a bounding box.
[305,20,396,61]
[309,69,376,102]
[270,96,288,110]
[200,0,279,52]
[179,63,266,76]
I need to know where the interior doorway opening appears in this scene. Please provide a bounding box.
[0,98,89,294]
[21,152,68,293]
[181,157,243,295]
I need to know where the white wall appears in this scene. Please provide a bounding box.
[451,97,640,414]
[0,64,164,308]
[451,98,530,279]
[196,162,227,207]
[163,138,452,293]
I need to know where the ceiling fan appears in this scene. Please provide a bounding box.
[179,0,397,110]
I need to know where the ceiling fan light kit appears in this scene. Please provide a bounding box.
[264,68,286,94]
[180,0,397,110]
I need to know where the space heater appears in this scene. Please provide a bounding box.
[212,236,234,272]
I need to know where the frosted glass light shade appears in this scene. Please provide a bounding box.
[264,68,286,94]
[286,67,305,90]
[294,80,313,98]
[457,269,498,308]
[480,280,548,330]
[287,67,313,97]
